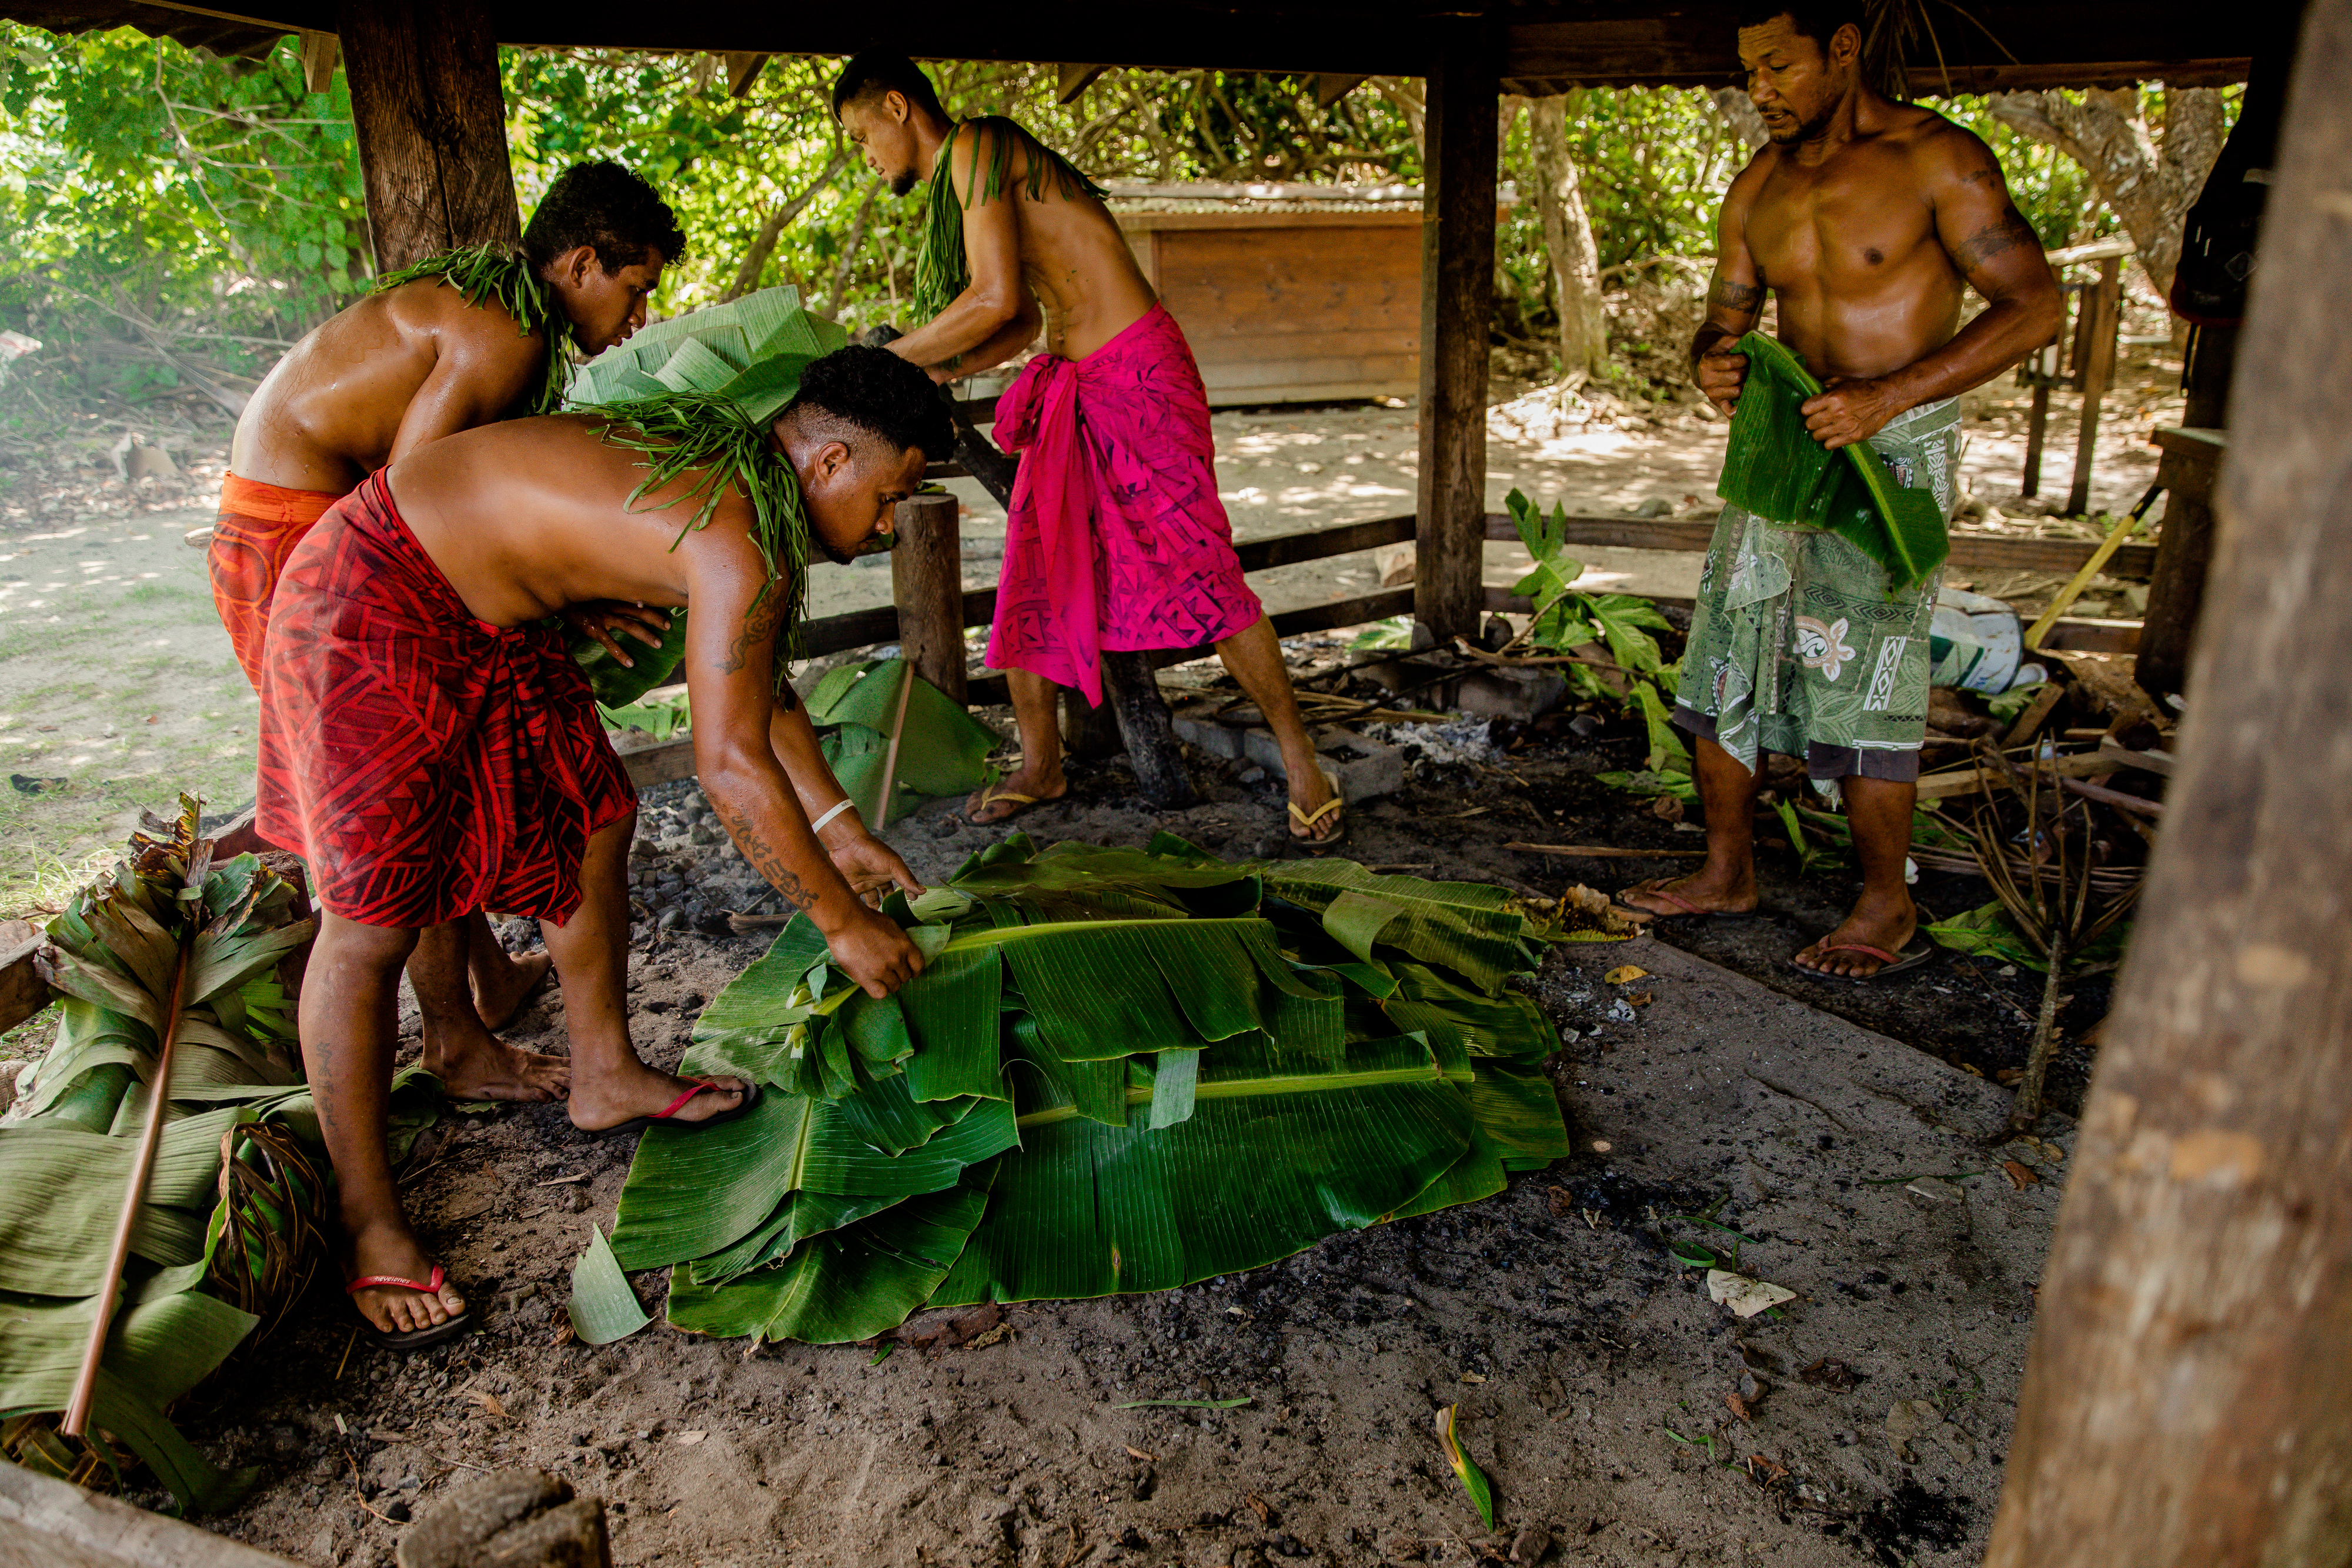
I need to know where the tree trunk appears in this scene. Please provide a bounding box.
[1986,85,2228,297]
[337,0,520,272]
[1708,85,1769,155]
[722,153,847,302]
[1526,93,1607,383]
[1982,6,2352,1562]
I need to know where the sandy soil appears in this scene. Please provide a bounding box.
[178,776,2070,1568]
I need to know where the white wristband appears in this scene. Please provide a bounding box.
[810,798,857,837]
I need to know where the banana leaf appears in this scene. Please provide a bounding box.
[1716,330,1948,592]
[808,659,1002,824]
[564,285,847,696]
[581,835,1575,1345]
[0,800,420,1511]
[0,1286,260,1512]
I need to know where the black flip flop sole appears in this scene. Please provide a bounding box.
[357,1309,476,1355]
[593,1079,763,1140]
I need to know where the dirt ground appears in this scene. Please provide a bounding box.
[0,353,2161,1565]
[173,772,2072,1568]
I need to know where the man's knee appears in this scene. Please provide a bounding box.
[314,910,422,973]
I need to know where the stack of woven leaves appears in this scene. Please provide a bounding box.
[0,801,436,1511]
[571,835,1617,1347]
[567,283,848,423]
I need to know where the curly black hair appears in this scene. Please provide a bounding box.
[1735,1,1864,52]
[830,52,947,122]
[786,345,955,466]
[522,161,689,275]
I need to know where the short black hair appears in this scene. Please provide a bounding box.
[523,161,688,276]
[1736,1,1864,52]
[786,345,954,466]
[830,52,947,122]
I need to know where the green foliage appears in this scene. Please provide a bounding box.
[1924,899,2129,974]
[577,835,1569,1345]
[0,24,368,380]
[1505,488,1686,767]
[804,658,1000,824]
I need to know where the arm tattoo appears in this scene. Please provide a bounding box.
[1709,275,1763,313]
[1953,210,2039,270]
[716,595,783,676]
[715,804,816,911]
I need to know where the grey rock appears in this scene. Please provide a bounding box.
[395,1469,610,1568]
[1633,496,1674,517]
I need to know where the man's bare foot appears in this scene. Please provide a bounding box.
[1285,763,1343,843]
[1792,894,1920,978]
[1618,872,1758,918]
[422,1019,570,1103]
[967,763,1066,825]
[471,947,553,1032]
[567,1061,750,1134]
[342,1216,466,1336]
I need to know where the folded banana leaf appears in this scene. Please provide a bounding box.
[807,659,1001,824]
[580,835,1571,1346]
[0,801,433,1512]
[1716,330,1948,592]
[564,285,850,701]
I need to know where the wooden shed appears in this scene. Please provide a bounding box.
[1106,181,1424,406]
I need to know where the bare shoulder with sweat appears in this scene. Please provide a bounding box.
[385,283,550,462]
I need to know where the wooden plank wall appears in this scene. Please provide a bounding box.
[1120,212,1421,406]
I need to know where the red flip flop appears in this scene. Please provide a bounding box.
[1790,934,1937,982]
[346,1262,475,1352]
[1613,878,1756,920]
[593,1078,761,1140]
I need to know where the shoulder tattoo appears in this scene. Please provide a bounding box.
[1953,208,2040,270]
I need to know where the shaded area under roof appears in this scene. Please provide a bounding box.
[3,1,2250,91]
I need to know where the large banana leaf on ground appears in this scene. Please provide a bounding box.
[576,835,1574,1346]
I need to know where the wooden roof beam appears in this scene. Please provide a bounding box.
[1057,62,1110,103]
[297,26,335,91]
[724,49,770,96]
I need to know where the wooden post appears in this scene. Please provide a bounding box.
[2132,426,2227,700]
[2064,256,2121,516]
[1983,6,2352,1562]
[1413,18,1498,646]
[337,0,522,272]
[2020,382,2050,497]
[889,493,965,704]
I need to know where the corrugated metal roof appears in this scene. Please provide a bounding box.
[1103,180,1424,214]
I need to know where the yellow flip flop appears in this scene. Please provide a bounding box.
[1288,765,1347,844]
[969,788,1047,824]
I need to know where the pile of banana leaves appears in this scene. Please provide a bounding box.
[572,835,1605,1347]
[0,801,429,1512]
[567,283,847,424]
[563,283,850,707]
